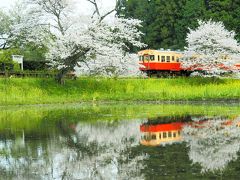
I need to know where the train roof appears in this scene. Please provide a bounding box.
[138,49,183,55]
[140,122,184,132]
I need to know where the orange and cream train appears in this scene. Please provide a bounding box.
[140,118,240,146]
[138,49,240,76]
[140,122,184,146]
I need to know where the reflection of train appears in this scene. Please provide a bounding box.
[140,116,192,146]
[140,122,184,146]
[140,116,240,146]
[138,49,240,77]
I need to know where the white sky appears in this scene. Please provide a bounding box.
[0,0,17,10]
[0,0,116,15]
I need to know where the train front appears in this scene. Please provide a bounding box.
[138,49,183,76]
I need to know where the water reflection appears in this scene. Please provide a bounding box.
[140,121,184,146]
[0,120,146,179]
[140,115,240,172]
[183,116,240,172]
[66,120,146,179]
[0,104,240,178]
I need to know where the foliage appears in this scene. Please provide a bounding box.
[0,48,21,63]
[0,10,12,49]
[117,0,203,50]
[23,61,50,70]
[0,4,48,65]
[22,44,47,61]
[76,53,144,77]
[183,20,240,75]
[0,49,21,71]
[0,77,239,105]
[11,0,145,83]
[175,0,207,48]
[205,0,240,41]
[118,0,240,50]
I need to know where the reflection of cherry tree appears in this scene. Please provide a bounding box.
[0,120,146,179]
[67,120,146,179]
[182,116,240,173]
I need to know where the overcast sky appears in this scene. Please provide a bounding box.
[0,0,16,10]
[0,0,116,15]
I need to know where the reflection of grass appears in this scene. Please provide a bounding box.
[0,77,239,105]
[0,103,239,136]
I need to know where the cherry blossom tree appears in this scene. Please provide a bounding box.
[13,0,144,83]
[79,0,145,77]
[183,20,240,75]
[0,2,35,50]
[75,38,143,77]
[0,10,11,49]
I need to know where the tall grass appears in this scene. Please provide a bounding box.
[0,77,239,105]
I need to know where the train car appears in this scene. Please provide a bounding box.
[138,49,189,77]
[138,49,240,77]
[140,122,184,146]
[140,117,240,146]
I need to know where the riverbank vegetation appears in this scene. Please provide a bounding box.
[1,102,240,134]
[0,77,239,105]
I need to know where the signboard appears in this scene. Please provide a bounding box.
[12,55,24,70]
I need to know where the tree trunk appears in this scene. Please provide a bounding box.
[55,69,68,85]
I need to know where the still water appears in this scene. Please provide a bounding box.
[0,103,240,179]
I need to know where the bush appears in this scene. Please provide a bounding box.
[0,49,22,71]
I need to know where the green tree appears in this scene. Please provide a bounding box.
[206,0,240,41]
[118,0,189,50]
[0,48,21,71]
[0,10,12,49]
[118,0,240,50]
[0,5,48,69]
[175,0,207,48]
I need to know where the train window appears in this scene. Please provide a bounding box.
[173,132,176,137]
[144,55,150,60]
[144,135,147,140]
[167,56,170,62]
[151,134,156,140]
[172,56,175,62]
[168,132,172,138]
[161,56,165,62]
[144,135,150,141]
[159,133,161,139]
[163,132,167,138]
[150,55,155,61]
[139,56,141,61]
[176,58,180,62]
[158,55,160,61]
[178,131,180,136]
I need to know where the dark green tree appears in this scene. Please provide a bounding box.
[118,0,187,50]
[117,0,240,50]
[206,0,240,41]
[175,0,207,48]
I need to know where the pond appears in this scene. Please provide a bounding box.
[0,102,240,179]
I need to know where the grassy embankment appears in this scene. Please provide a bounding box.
[0,77,239,105]
[1,103,240,135]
